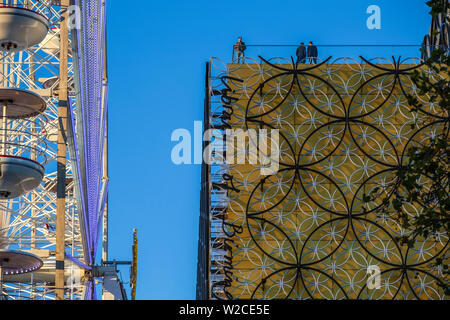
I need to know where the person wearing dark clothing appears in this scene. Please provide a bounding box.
[296,43,306,64]
[307,41,318,64]
[233,37,247,63]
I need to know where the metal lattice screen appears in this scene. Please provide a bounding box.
[0,1,85,299]
[207,56,448,300]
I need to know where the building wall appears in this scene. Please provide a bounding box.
[206,58,447,300]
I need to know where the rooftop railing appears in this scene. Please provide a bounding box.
[225,44,448,65]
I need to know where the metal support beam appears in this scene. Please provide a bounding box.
[1,103,7,155]
[93,265,127,300]
[102,68,108,263]
[101,19,110,300]
[0,266,4,298]
[56,0,70,300]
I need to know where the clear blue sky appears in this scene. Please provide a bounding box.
[105,0,430,300]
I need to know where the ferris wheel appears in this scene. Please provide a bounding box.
[0,0,136,300]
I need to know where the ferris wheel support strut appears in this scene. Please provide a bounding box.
[55,0,70,301]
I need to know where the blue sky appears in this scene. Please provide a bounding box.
[105,0,430,300]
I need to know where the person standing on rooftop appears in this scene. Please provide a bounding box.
[233,37,247,63]
[296,42,306,64]
[307,41,318,64]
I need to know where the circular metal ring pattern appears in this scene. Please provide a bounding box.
[213,56,449,300]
